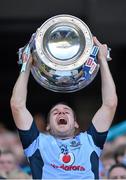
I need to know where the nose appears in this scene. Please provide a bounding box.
[58,111,65,115]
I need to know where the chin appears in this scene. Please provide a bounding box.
[57,129,73,138]
[51,125,74,137]
[59,127,69,133]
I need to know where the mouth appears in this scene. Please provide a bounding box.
[57,118,67,125]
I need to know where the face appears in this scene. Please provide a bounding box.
[47,104,79,138]
[0,153,16,173]
[103,158,115,171]
[109,167,126,179]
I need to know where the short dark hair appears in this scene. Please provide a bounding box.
[108,163,126,178]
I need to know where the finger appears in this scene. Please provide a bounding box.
[29,56,34,64]
[93,36,102,47]
[103,44,108,48]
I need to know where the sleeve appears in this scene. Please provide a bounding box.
[17,120,39,149]
[87,122,108,149]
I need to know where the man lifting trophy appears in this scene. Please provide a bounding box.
[11,14,117,180]
[18,14,111,92]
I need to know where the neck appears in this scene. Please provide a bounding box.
[50,129,80,139]
[56,134,75,140]
[49,131,74,139]
[47,128,80,139]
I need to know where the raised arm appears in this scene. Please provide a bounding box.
[10,57,33,130]
[92,37,118,132]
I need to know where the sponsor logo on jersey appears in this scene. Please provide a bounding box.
[51,163,85,171]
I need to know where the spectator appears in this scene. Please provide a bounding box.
[114,144,126,165]
[0,149,30,179]
[34,112,46,132]
[100,150,116,178]
[108,163,126,179]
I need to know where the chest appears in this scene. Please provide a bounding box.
[40,135,94,166]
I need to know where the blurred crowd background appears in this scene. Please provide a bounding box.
[1,0,126,179]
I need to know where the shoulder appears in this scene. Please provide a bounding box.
[79,123,108,149]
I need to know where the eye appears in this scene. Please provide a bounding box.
[65,111,69,114]
[53,112,58,115]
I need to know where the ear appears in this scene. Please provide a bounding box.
[74,121,79,128]
[46,124,51,131]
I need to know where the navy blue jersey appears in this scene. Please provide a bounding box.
[18,121,108,179]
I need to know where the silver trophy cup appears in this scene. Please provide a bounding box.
[31,15,101,93]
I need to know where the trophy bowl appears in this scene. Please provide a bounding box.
[31,14,99,93]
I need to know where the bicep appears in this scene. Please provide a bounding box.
[12,107,33,130]
[92,105,116,132]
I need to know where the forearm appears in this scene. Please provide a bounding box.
[92,37,117,131]
[100,59,117,108]
[11,65,31,109]
[10,58,34,130]
[11,34,34,108]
